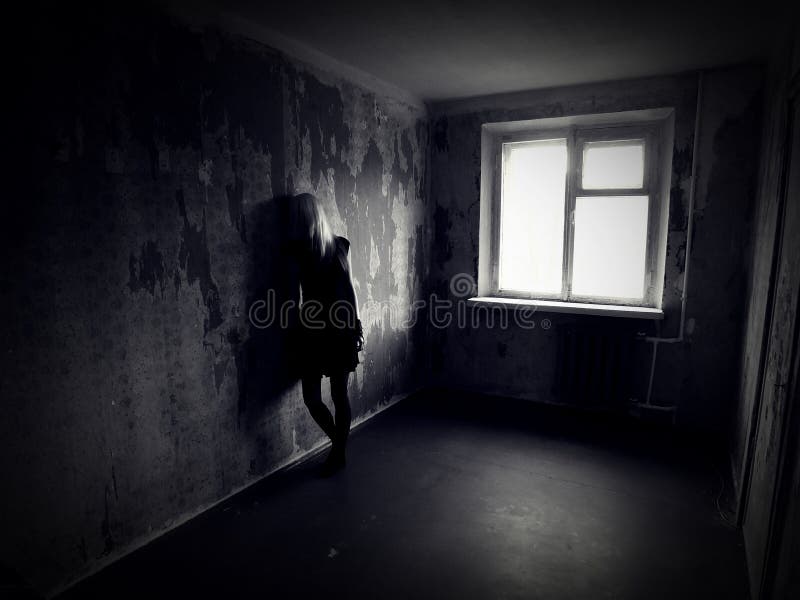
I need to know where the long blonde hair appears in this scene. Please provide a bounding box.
[291,193,335,261]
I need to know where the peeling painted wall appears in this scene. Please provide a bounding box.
[655,66,763,430]
[733,32,800,597]
[1,7,430,596]
[429,67,762,433]
[732,52,795,491]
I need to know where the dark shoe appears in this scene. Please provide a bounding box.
[319,444,346,477]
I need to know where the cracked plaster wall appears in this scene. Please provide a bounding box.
[2,7,430,596]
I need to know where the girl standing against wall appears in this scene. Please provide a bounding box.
[290,193,363,475]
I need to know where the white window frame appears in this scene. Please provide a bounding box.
[477,109,674,318]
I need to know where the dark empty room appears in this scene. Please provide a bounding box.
[3,1,800,598]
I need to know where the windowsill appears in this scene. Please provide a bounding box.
[467,297,664,320]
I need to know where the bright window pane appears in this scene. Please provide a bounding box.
[582,141,644,189]
[499,139,567,294]
[572,195,648,299]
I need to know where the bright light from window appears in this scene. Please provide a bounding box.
[499,139,567,294]
[572,195,649,299]
[582,141,645,189]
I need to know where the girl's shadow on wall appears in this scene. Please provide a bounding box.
[233,195,302,428]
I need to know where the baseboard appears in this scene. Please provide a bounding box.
[49,388,419,599]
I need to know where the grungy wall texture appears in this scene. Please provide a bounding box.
[733,32,800,596]
[2,8,430,596]
[653,66,763,430]
[429,66,762,434]
[731,48,796,493]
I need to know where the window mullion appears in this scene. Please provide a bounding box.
[563,129,579,302]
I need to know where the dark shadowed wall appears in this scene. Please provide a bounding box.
[732,30,800,598]
[732,43,797,495]
[429,66,763,434]
[2,7,430,596]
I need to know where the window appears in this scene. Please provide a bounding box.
[479,109,674,314]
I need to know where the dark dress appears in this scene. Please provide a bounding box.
[298,236,360,377]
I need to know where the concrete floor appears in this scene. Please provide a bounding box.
[61,391,750,599]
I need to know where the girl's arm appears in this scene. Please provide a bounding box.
[344,250,360,320]
[340,240,363,351]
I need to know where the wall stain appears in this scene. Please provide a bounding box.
[100,485,113,557]
[434,205,453,268]
[670,143,693,229]
[225,170,247,244]
[176,189,223,334]
[433,118,449,153]
[128,241,166,296]
[111,465,118,501]
[213,356,229,393]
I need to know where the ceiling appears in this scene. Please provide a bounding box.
[190,0,790,102]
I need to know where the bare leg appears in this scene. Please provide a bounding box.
[316,371,351,475]
[329,371,352,454]
[301,374,336,441]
